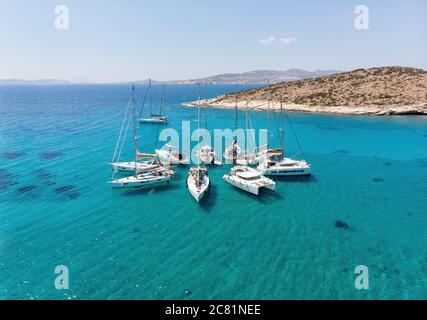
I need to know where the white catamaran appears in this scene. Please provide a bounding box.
[110,85,175,189]
[223,165,275,196]
[155,144,189,165]
[257,97,311,176]
[187,85,210,202]
[139,79,168,124]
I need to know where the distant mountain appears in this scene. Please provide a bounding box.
[166,69,342,84]
[0,79,72,85]
[0,69,341,86]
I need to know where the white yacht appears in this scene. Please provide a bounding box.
[257,148,311,176]
[155,144,189,165]
[110,154,160,173]
[110,85,175,189]
[223,166,275,195]
[110,167,175,189]
[224,140,241,163]
[224,100,258,166]
[186,166,210,202]
[257,97,311,176]
[139,115,168,124]
[235,152,258,166]
[187,84,211,203]
[199,145,222,166]
[139,79,169,124]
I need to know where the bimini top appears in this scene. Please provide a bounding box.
[236,171,261,180]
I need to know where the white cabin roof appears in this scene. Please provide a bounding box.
[236,171,260,179]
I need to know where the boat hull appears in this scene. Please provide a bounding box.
[110,162,159,173]
[258,166,312,176]
[110,175,172,189]
[156,150,190,165]
[186,175,210,202]
[139,118,168,124]
[223,175,275,195]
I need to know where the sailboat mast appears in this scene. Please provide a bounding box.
[149,78,152,115]
[204,82,208,131]
[160,84,165,115]
[280,96,284,160]
[131,84,138,173]
[197,84,201,169]
[267,81,271,143]
[234,90,238,133]
[246,100,249,153]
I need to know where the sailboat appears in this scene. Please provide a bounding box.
[139,79,168,124]
[155,144,190,165]
[235,101,258,166]
[197,83,222,166]
[110,84,162,173]
[110,85,175,189]
[224,93,242,163]
[187,85,210,202]
[257,96,311,176]
[110,155,160,173]
[223,165,275,196]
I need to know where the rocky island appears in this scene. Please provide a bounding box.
[184,67,427,115]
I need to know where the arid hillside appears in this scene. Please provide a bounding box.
[191,67,427,115]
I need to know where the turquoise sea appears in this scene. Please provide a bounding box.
[0,84,426,300]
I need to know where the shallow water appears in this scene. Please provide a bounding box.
[0,84,426,299]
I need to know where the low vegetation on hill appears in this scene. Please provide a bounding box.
[220,67,427,108]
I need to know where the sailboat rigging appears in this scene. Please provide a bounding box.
[257,93,311,176]
[197,82,222,166]
[186,84,211,203]
[109,85,175,188]
[139,79,168,124]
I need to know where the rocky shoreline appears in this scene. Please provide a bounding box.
[183,98,427,116]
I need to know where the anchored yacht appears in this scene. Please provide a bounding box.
[110,153,160,173]
[223,166,275,195]
[139,79,169,124]
[187,166,210,202]
[257,148,311,176]
[110,167,175,188]
[110,85,175,189]
[156,144,189,165]
[187,84,211,203]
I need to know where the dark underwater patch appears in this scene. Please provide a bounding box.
[18,185,38,193]
[55,185,76,193]
[416,159,427,168]
[333,150,349,154]
[55,185,80,200]
[0,169,18,190]
[383,162,392,166]
[0,169,15,180]
[67,191,80,200]
[1,151,25,160]
[0,181,18,190]
[39,151,63,160]
[335,220,349,230]
[34,169,56,185]
[132,227,141,234]
[372,177,384,183]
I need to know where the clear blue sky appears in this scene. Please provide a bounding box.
[0,0,426,82]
